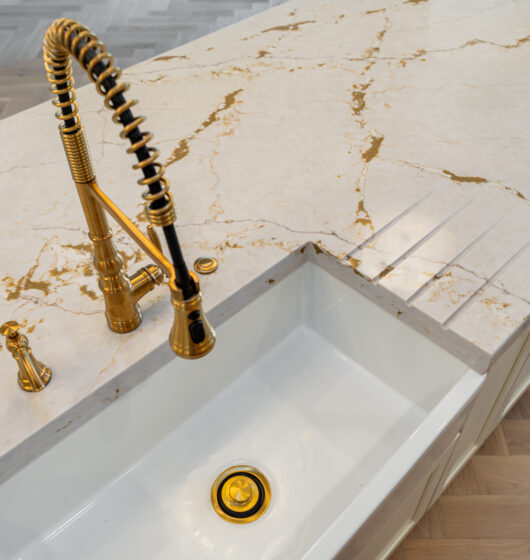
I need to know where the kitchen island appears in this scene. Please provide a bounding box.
[0,0,528,557]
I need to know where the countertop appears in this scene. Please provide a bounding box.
[1,0,529,481]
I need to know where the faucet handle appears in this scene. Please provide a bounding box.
[147,225,163,253]
[1,320,20,339]
[1,321,52,392]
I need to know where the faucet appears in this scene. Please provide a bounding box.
[42,18,215,359]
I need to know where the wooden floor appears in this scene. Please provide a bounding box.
[389,389,530,560]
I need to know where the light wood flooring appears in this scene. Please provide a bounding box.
[389,389,530,560]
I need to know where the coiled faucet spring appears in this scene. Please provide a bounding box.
[42,18,175,229]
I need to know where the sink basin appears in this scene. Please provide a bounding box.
[0,262,483,559]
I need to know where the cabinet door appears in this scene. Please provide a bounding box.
[349,474,429,560]
[502,356,530,418]
[414,431,461,517]
[348,432,462,560]
[479,333,530,444]
[329,366,485,560]
[443,328,529,490]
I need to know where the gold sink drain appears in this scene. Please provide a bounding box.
[211,466,271,524]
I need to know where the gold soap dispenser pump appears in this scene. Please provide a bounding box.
[1,321,52,392]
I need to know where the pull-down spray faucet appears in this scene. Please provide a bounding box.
[42,18,215,359]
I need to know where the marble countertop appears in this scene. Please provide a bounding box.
[1,0,529,482]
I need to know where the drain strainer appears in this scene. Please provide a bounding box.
[211,466,271,524]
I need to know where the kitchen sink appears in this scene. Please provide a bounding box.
[0,262,483,559]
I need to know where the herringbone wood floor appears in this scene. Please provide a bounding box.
[0,0,287,119]
[389,389,530,560]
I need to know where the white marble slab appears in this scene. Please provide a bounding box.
[0,0,529,481]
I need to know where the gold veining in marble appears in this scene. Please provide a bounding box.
[443,170,487,184]
[481,298,510,310]
[63,242,92,253]
[354,199,374,231]
[145,75,166,83]
[362,136,384,163]
[351,89,367,116]
[396,48,427,68]
[166,139,190,165]
[4,275,52,300]
[427,271,473,306]
[166,89,243,167]
[216,240,243,251]
[401,160,527,203]
[80,285,98,301]
[463,36,530,50]
[3,242,53,301]
[379,265,395,279]
[347,256,366,279]
[153,55,188,62]
[262,20,316,33]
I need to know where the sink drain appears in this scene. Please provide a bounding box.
[211,466,271,524]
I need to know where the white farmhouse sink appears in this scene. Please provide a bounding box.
[0,262,483,560]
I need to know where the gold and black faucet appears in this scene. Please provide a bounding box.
[42,18,215,359]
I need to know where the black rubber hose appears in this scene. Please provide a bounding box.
[55,40,196,299]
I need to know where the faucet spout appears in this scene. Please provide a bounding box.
[42,18,215,359]
[169,273,216,359]
[130,265,164,304]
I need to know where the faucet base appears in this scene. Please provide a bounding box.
[1,322,53,392]
[104,264,164,333]
[18,363,52,393]
[106,308,142,334]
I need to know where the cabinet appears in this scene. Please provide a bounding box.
[355,432,462,560]
[438,327,530,497]
[337,391,477,560]
[364,326,530,560]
